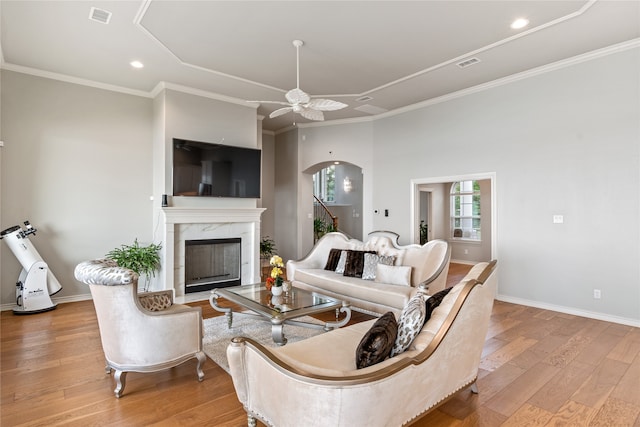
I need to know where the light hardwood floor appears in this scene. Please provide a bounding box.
[1,264,639,426]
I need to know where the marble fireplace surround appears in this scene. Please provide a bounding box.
[160,207,265,296]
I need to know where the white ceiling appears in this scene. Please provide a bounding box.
[1,1,638,132]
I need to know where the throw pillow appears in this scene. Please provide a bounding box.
[344,250,376,278]
[355,312,398,369]
[362,254,396,280]
[424,287,452,324]
[334,250,348,274]
[375,264,412,286]
[324,248,343,271]
[391,293,427,356]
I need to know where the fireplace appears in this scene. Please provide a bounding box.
[184,238,241,293]
[159,207,265,296]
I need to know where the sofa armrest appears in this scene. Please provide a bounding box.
[416,243,451,294]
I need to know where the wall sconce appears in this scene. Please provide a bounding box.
[343,177,353,193]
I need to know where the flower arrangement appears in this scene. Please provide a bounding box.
[265,255,284,290]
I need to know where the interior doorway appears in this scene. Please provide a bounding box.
[411,173,496,262]
[418,189,431,244]
[305,161,364,241]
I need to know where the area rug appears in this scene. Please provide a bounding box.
[203,314,325,373]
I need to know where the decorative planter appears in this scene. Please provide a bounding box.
[271,286,283,296]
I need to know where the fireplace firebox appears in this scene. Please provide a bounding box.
[184,238,241,293]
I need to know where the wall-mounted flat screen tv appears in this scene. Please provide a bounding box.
[172,138,261,198]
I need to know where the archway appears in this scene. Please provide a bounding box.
[304,161,364,241]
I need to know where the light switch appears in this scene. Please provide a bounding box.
[553,215,564,224]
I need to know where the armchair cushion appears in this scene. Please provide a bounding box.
[355,311,397,368]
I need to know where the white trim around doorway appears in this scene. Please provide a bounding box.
[410,172,497,260]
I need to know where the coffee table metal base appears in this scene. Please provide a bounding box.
[209,293,351,346]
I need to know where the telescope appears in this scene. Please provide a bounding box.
[1,221,62,314]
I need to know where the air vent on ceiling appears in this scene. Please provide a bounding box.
[356,95,374,103]
[457,57,481,68]
[89,7,112,24]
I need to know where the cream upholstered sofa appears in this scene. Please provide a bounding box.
[227,260,497,427]
[74,258,206,398]
[286,232,451,316]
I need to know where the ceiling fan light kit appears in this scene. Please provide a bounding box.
[250,39,348,122]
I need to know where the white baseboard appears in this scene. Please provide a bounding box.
[1,293,93,312]
[496,294,640,328]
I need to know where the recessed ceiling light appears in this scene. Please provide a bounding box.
[511,18,529,29]
[130,60,144,69]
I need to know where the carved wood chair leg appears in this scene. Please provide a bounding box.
[114,370,127,398]
[196,351,206,381]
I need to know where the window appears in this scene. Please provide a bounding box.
[313,166,335,202]
[451,180,481,240]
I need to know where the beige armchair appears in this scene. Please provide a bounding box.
[74,258,205,398]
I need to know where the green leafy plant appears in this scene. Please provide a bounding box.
[106,239,162,291]
[260,236,277,259]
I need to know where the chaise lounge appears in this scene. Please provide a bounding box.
[227,260,498,426]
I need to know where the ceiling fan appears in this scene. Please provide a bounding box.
[250,40,348,121]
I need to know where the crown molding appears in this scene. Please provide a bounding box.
[150,81,257,108]
[0,62,152,98]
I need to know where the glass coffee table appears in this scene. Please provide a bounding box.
[209,283,351,345]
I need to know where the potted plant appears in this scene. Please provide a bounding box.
[260,236,276,261]
[106,239,162,292]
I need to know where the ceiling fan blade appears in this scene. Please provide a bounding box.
[306,99,348,111]
[300,108,325,121]
[285,88,310,105]
[247,100,291,106]
[269,107,294,118]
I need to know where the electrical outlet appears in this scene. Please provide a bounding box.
[593,289,601,299]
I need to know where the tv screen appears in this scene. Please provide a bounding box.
[172,138,261,198]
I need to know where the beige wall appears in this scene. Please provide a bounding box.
[1,70,153,303]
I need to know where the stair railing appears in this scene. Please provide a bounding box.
[313,195,339,242]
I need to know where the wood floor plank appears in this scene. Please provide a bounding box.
[543,400,596,426]
[589,397,640,427]
[479,336,538,372]
[609,352,640,406]
[527,359,596,413]
[607,330,640,364]
[484,362,560,417]
[500,403,553,427]
[570,357,630,408]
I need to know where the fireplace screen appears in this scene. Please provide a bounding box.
[184,238,241,293]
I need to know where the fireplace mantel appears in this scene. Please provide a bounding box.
[162,207,266,225]
[159,207,266,296]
